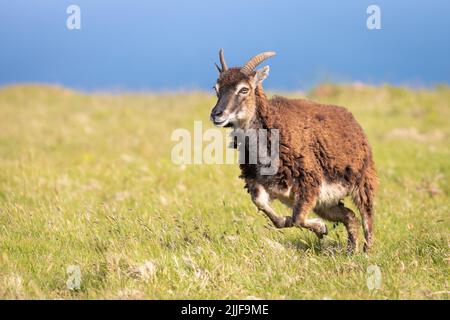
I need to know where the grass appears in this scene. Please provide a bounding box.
[0,83,448,299]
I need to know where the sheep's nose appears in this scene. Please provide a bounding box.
[213,110,223,117]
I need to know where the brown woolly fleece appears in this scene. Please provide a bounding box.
[247,85,377,250]
[253,87,377,201]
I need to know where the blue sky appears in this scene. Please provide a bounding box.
[0,0,449,91]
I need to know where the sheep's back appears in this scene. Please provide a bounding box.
[268,96,372,182]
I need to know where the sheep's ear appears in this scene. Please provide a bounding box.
[252,66,270,86]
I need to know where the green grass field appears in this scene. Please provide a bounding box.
[0,84,448,299]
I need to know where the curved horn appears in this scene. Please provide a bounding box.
[219,48,228,72]
[240,51,276,75]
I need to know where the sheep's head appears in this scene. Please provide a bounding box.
[210,49,276,129]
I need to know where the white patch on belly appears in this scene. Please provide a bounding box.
[264,183,347,209]
[317,181,348,207]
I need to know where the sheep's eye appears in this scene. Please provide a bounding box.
[239,87,249,94]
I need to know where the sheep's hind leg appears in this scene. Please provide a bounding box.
[314,202,359,252]
[251,185,293,228]
[292,195,328,238]
[352,181,375,252]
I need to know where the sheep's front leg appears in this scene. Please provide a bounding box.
[292,194,328,238]
[250,185,293,228]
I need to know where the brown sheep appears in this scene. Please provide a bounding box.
[210,49,378,252]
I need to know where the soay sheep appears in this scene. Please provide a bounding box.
[210,50,378,252]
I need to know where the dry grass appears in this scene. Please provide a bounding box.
[0,84,448,299]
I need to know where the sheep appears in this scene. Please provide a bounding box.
[210,49,378,252]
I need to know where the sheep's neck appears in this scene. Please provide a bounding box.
[248,85,271,131]
[235,86,273,179]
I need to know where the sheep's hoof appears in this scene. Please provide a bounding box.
[346,241,357,254]
[283,216,293,228]
[273,216,293,228]
[363,242,372,253]
[315,224,328,239]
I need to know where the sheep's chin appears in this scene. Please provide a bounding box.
[214,118,230,127]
